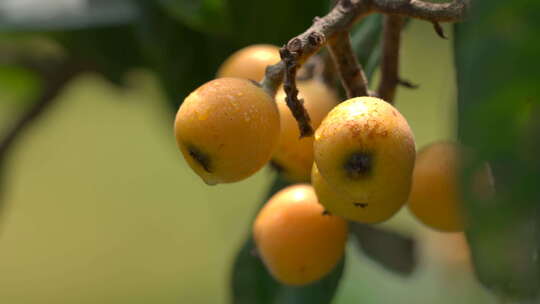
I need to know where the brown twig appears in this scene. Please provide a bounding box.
[280,47,313,137]
[261,0,371,92]
[398,78,419,89]
[0,60,83,158]
[328,31,369,98]
[261,0,468,133]
[261,61,285,97]
[432,21,447,39]
[0,59,84,208]
[377,15,405,103]
[371,0,469,22]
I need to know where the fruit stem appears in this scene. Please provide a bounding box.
[261,0,468,130]
[377,15,405,103]
[327,30,370,98]
[280,47,314,138]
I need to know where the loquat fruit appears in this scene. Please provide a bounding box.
[174,77,280,185]
[312,163,401,223]
[217,44,281,81]
[253,184,348,286]
[314,97,415,217]
[408,141,494,232]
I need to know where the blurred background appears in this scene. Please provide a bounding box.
[0,1,537,303]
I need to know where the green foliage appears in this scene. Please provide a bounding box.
[227,0,330,45]
[134,1,236,109]
[231,175,287,304]
[50,26,144,85]
[350,223,416,275]
[231,235,280,304]
[0,2,143,87]
[152,0,331,44]
[454,0,540,300]
[350,16,410,82]
[0,0,334,110]
[158,0,230,35]
[0,65,40,106]
[350,15,383,80]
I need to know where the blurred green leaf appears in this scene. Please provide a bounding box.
[351,14,383,75]
[351,16,411,81]
[272,258,345,304]
[0,36,60,106]
[0,0,138,30]
[230,175,285,304]
[158,0,230,35]
[0,65,40,106]
[352,15,383,81]
[350,223,416,275]
[135,1,235,109]
[227,0,329,45]
[364,46,381,83]
[455,0,540,300]
[51,25,144,85]
[231,175,345,304]
[231,235,279,304]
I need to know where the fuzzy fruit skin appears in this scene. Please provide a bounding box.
[424,232,472,271]
[273,81,339,182]
[217,44,280,81]
[174,78,280,185]
[407,142,494,232]
[253,184,348,286]
[312,163,399,223]
[314,97,415,215]
[408,142,463,231]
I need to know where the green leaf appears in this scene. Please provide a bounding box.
[158,0,230,35]
[230,175,346,304]
[350,223,416,275]
[272,258,345,304]
[0,0,138,30]
[363,47,381,83]
[350,15,383,70]
[454,0,540,300]
[0,65,40,107]
[0,35,55,106]
[50,25,144,85]
[350,16,411,81]
[350,15,383,81]
[231,236,280,304]
[134,1,236,109]
[227,0,330,45]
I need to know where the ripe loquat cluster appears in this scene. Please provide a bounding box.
[173,44,494,286]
